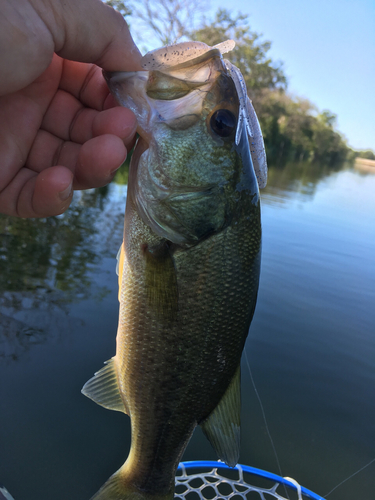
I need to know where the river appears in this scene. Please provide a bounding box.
[0,161,374,500]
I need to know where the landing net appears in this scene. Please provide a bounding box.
[176,461,325,500]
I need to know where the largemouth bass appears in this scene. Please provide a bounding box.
[82,40,267,500]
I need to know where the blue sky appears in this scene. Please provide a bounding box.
[208,0,375,151]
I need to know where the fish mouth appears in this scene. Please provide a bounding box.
[103,68,155,146]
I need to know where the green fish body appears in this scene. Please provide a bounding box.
[82,40,267,500]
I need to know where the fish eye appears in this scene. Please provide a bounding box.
[210,109,237,137]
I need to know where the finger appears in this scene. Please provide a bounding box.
[40,88,97,142]
[0,1,142,97]
[0,1,55,95]
[1,133,128,218]
[0,56,64,192]
[26,131,81,174]
[31,167,74,217]
[0,166,73,218]
[92,108,137,150]
[74,135,127,190]
[26,131,129,188]
[33,0,143,71]
[40,89,137,146]
[58,59,110,109]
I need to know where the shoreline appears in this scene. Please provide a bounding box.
[355,157,375,173]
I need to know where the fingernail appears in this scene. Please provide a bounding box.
[59,183,73,201]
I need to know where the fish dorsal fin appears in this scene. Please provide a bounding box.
[81,358,127,414]
[201,365,241,467]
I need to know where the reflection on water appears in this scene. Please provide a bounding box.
[0,185,127,362]
[262,160,350,205]
[0,160,374,500]
[0,293,72,363]
[246,163,375,500]
[1,192,99,296]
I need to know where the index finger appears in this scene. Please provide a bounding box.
[58,58,110,110]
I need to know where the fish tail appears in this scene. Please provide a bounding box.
[90,467,174,500]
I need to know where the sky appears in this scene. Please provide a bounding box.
[206,0,375,151]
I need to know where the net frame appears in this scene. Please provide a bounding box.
[0,485,14,500]
[176,461,325,500]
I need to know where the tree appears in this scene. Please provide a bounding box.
[126,0,204,46]
[258,89,350,164]
[356,149,375,160]
[318,110,337,129]
[105,0,131,18]
[191,10,286,101]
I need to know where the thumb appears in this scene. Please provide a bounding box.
[0,0,142,96]
[35,0,142,71]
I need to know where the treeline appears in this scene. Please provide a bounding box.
[108,1,368,165]
[191,10,351,165]
[257,91,350,165]
[355,149,375,160]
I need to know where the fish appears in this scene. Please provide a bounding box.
[82,40,267,500]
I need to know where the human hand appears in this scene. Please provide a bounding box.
[0,0,142,218]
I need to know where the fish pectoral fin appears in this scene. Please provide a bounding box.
[144,240,178,321]
[200,365,241,467]
[81,358,128,414]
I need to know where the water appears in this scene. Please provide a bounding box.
[0,163,374,500]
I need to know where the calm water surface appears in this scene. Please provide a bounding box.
[0,163,374,500]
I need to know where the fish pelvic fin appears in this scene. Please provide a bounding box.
[82,358,127,414]
[90,467,174,500]
[201,364,241,467]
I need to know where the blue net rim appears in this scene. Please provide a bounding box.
[177,461,325,500]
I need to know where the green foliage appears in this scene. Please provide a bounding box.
[192,10,286,101]
[356,149,375,160]
[258,90,350,164]
[113,156,130,185]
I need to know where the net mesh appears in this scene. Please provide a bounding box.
[175,462,324,500]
